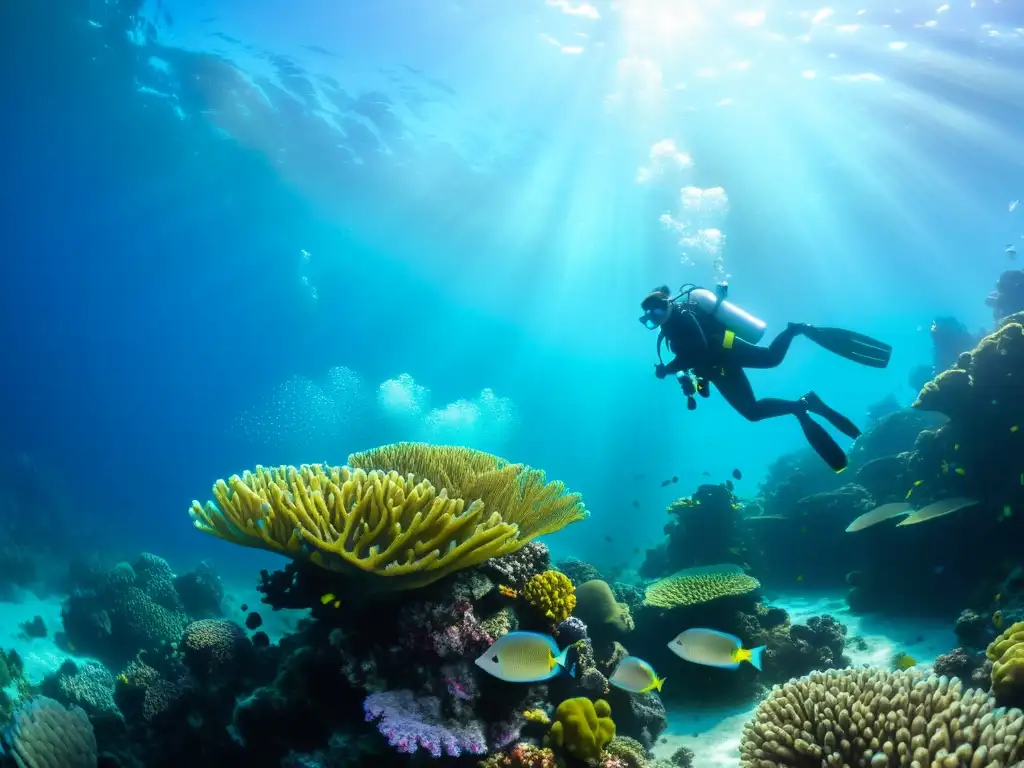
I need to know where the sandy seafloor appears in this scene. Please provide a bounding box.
[1,586,956,766]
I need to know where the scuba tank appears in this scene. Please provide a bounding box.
[683,283,766,344]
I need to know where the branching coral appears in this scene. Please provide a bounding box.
[987,621,1024,707]
[523,570,576,623]
[191,446,587,591]
[643,564,759,609]
[347,443,589,541]
[739,668,1024,767]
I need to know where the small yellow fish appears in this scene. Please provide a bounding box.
[474,632,569,683]
[320,593,341,608]
[116,673,129,685]
[1012,426,1020,433]
[914,480,924,486]
[906,488,914,499]
[668,629,765,671]
[954,443,959,450]
[498,585,519,599]
[609,656,665,694]
[994,610,1004,630]
[893,653,917,670]
[955,467,966,476]
[995,593,1002,603]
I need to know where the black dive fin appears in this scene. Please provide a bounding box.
[796,411,848,472]
[804,326,892,369]
[803,392,861,439]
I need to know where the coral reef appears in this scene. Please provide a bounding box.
[643,565,759,609]
[1,696,97,768]
[640,484,745,579]
[987,621,1024,707]
[739,668,1024,767]
[191,444,588,592]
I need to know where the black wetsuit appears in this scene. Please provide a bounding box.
[658,308,808,422]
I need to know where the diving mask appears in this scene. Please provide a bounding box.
[639,293,673,329]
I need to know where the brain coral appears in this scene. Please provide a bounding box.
[739,667,1024,767]
[643,564,759,609]
[191,444,588,591]
[987,621,1024,708]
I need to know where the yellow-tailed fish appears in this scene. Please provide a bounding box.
[609,656,664,694]
[893,653,916,670]
[668,629,765,671]
[994,610,1004,630]
[474,631,570,683]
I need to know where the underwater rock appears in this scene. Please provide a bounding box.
[641,483,746,579]
[483,542,550,591]
[955,609,994,650]
[932,647,984,681]
[172,561,225,619]
[553,557,601,587]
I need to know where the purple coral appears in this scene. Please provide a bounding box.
[401,600,493,659]
[364,689,486,758]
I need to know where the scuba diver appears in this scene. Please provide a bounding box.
[639,283,892,472]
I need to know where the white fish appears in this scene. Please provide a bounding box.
[473,631,569,683]
[668,628,765,671]
[609,656,664,694]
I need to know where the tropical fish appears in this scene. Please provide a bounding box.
[609,656,665,694]
[896,497,979,527]
[845,502,911,533]
[320,593,341,608]
[994,610,1004,630]
[732,468,742,480]
[893,653,917,670]
[474,632,569,683]
[498,585,518,598]
[668,629,765,671]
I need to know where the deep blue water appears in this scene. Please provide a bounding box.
[2,0,1024,576]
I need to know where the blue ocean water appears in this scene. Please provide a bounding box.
[2,1,1024,765]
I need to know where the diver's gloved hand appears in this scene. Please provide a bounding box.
[654,364,669,379]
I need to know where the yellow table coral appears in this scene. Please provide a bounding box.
[643,564,760,609]
[190,446,588,592]
[987,621,1024,707]
[544,697,615,763]
[523,570,576,623]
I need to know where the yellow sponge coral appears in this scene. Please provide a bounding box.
[523,570,576,623]
[987,621,1024,707]
[347,443,589,541]
[190,464,525,591]
[643,564,760,609]
[544,697,615,763]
